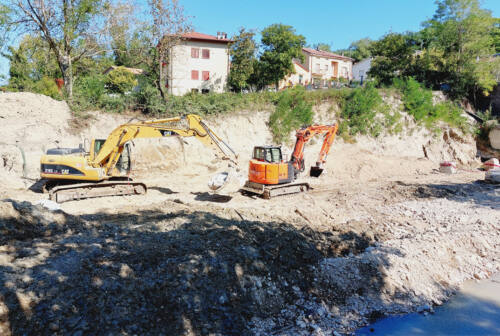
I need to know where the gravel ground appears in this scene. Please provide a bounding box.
[0,171,498,336]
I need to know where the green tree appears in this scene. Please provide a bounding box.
[369,33,414,85]
[348,38,373,61]
[493,18,500,53]
[2,35,60,90]
[260,24,306,89]
[0,5,10,46]
[424,0,497,97]
[228,28,257,91]
[3,0,112,98]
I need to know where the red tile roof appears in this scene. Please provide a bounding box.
[182,31,231,43]
[302,47,353,61]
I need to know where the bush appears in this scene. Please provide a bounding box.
[105,67,138,94]
[71,75,107,111]
[341,82,386,137]
[133,82,166,115]
[395,77,469,132]
[394,77,433,121]
[269,86,313,143]
[30,77,61,100]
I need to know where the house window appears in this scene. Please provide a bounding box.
[299,75,303,84]
[202,49,210,59]
[191,48,200,58]
[315,63,320,72]
[323,64,328,71]
[191,70,199,80]
[202,71,210,81]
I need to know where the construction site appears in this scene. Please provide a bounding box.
[0,92,499,335]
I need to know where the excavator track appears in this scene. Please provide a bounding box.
[242,181,311,199]
[44,180,147,203]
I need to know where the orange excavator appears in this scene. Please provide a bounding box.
[242,123,338,198]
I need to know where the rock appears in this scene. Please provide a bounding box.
[49,322,59,331]
[488,124,500,150]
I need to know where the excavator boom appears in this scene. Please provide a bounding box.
[291,124,338,177]
[40,114,238,202]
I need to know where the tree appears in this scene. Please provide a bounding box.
[143,0,192,99]
[259,24,306,89]
[3,0,114,98]
[227,28,257,91]
[348,38,373,62]
[0,5,10,47]
[2,35,60,90]
[107,2,148,68]
[369,33,414,85]
[424,0,497,97]
[492,18,500,53]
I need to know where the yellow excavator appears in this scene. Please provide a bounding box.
[40,114,238,202]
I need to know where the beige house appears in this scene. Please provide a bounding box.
[280,48,354,89]
[165,32,231,95]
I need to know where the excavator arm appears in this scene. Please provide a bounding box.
[290,123,338,177]
[92,114,237,174]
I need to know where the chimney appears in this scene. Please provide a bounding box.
[217,31,221,39]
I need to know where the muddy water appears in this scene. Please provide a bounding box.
[356,273,500,335]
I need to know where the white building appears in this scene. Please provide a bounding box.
[166,32,231,95]
[280,48,354,89]
[352,57,372,83]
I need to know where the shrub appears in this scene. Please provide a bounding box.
[133,82,166,115]
[30,77,61,100]
[99,94,127,113]
[105,67,138,94]
[269,86,313,143]
[394,77,433,121]
[395,77,469,133]
[341,82,386,137]
[71,75,107,111]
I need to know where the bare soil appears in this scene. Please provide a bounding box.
[0,92,498,335]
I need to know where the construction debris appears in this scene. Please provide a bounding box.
[439,161,457,174]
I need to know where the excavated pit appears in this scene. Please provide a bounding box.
[0,92,498,335]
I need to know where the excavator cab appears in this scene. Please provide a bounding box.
[253,146,283,163]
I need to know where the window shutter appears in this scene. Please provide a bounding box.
[191,70,199,80]
[202,49,210,59]
[202,71,210,81]
[191,48,199,58]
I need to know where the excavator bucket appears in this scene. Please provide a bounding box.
[208,167,246,193]
[309,166,324,177]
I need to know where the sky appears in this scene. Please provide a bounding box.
[1,0,500,84]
